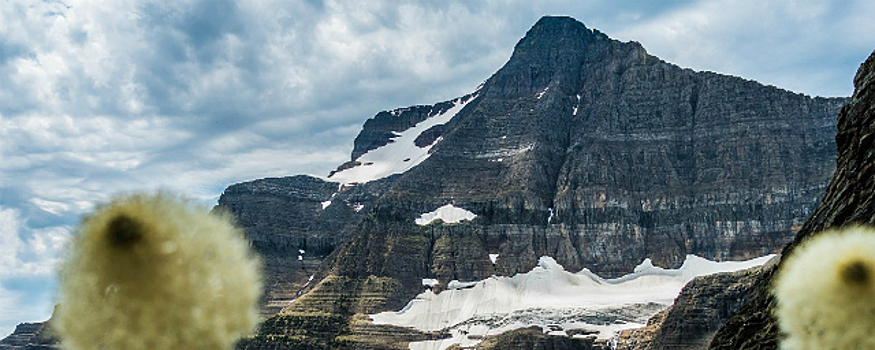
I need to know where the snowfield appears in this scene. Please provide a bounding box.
[328,94,477,185]
[371,254,775,350]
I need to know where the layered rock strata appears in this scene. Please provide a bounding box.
[0,321,57,350]
[217,175,398,315]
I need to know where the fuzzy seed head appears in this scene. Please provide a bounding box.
[840,259,870,287]
[774,226,875,349]
[106,214,143,248]
[55,193,262,350]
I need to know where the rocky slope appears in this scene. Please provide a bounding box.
[233,16,846,349]
[708,49,875,349]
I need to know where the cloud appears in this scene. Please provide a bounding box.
[0,207,69,278]
[610,0,875,97]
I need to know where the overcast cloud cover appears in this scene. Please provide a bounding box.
[1,0,874,336]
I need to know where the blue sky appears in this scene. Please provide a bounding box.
[1,0,874,337]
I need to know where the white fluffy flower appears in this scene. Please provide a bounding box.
[774,226,875,350]
[55,193,262,350]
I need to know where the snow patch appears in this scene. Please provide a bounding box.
[489,254,499,264]
[536,87,549,99]
[301,275,315,289]
[573,94,581,115]
[321,200,331,209]
[547,208,554,224]
[328,93,477,185]
[372,254,774,350]
[415,204,477,226]
[351,203,364,212]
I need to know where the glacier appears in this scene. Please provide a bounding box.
[371,254,775,349]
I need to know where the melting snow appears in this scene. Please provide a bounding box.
[328,94,477,185]
[415,204,477,226]
[351,203,365,212]
[372,254,775,350]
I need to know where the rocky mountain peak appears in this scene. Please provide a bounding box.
[514,16,601,51]
[487,16,643,100]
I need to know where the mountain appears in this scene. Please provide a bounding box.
[1,16,851,349]
[224,16,845,349]
[707,49,875,350]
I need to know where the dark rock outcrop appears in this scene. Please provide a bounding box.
[709,49,875,349]
[618,257,777,349]
[0,320,57,350]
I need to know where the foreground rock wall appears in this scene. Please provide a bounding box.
[709,49,875,350]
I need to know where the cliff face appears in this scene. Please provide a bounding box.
[709,49,875,350]
[232,17,846,349]
[216,175,397,314]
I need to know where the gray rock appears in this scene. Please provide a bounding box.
[0,313,57,350]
